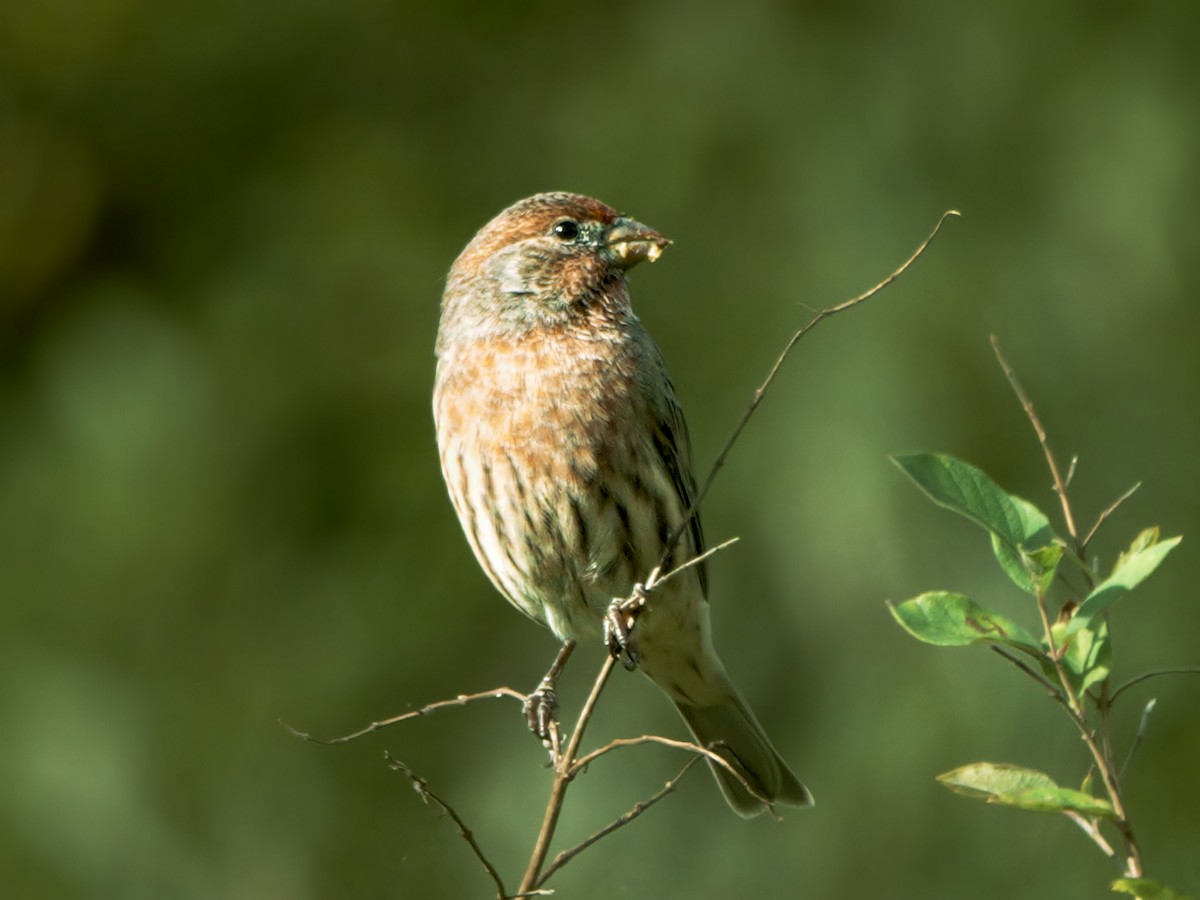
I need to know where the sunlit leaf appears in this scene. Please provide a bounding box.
[993,530,1064,595]
[1054,617,1112,694]
[1069,531,1182,631]
[938,762,1115,818]
[892,453,1059,593]
[887,592,1041,653]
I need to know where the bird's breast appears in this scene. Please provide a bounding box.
[435,328,662,639]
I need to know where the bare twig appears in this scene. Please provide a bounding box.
[1110,667,1200,705]
[571,734,763,802]
[517,533,754,892]
[989,645,1065,704]
[1082,482,1142,550]
[385,752,512,900]
[1064,810,1119,861]
[1120,698,1158,779]
[281,687,526,744]
[651,536,740,591]
[516,653,620,895]
[990,335,1079,546]
[535,757,704,888]
[659,210,961,571]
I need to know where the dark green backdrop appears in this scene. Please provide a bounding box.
[2,1,1197,897]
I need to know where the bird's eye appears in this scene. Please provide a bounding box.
[551,220,580,241]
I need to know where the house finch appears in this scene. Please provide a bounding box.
[433,192,811,816]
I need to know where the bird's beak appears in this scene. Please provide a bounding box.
[606,217,671,269]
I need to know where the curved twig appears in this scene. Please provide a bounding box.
[571,734,764,804]
[385,752,511,900]
[1110,667,1200,705]
[281,687,526,744]
[660,210,962,571]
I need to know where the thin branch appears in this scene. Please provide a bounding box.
[1110,667,1200,705]
[385,752,512,900]
[651,536,740,591]
[571,734,762,802]
[518,534,749,893]
[659,210,961,571]
[535,757,704,888]
[1120,698,1157,779]
[281,687,526,745]
[1034,584,1144,878]
[989,645,1066,705]
[516,654,619,895]
[1082,482,1142,550]
[990,335,1079,545]
[1064,810,1119,861]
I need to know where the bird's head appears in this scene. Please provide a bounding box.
[441,192,669,341]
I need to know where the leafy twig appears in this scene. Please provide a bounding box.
[992,340,1144,878]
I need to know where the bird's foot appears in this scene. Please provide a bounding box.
[604,584,648,671]
[523,680,559,745]
[523,641,575,755]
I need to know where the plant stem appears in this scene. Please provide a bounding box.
[1035,588,1142,877]
[516,654,619,895]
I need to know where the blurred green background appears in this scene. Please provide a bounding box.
[2,1,1197,897]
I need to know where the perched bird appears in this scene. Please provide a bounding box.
[433,192,811,816]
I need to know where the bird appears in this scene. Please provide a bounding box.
[433,191,811,816]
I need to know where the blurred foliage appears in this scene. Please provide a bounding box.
[2,1,1198,897]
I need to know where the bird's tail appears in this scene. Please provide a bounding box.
[672,686,812,817]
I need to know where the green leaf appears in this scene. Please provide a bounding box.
[938,762,1115,818]
[887,592,1041,653]
[892,453,1059,593]
[1112,877,1195,899]
[1054,617,1112,694]
[1068,530,1182,631]
[992,530,1064,595]
[1079,768,1095,796]
[1121,526,1162,559]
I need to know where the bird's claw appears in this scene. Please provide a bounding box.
[605,584,647,671]
[523,680,559,746]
